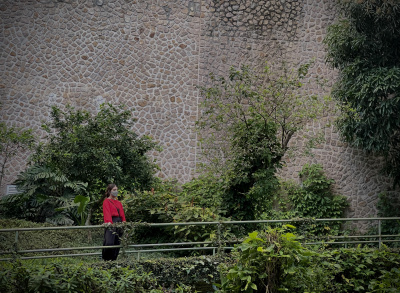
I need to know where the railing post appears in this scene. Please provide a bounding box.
[217,222,222,255]
[378,219,382,249]
[14,231,19,257]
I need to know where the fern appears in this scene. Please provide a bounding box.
[0,165,87,225]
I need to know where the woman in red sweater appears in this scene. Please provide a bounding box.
[101,183,126,261]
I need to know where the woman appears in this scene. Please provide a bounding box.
[102,183,126,261]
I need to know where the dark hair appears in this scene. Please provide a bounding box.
[104,183,116,200]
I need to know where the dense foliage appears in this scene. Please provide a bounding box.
[197,62,330,220]
[324,0,400,185]
[117,163,348,245]
[218,225,309,293]
[2,227,400,293]
[136,255,233,291]
[0,261,193,293]
[34,103,157,192]
[1,104,158,225]
[0,254,236,293]
[1,218,399,292]
[218,227,400,293]
[121,179,231,245]
[269,163,348,236]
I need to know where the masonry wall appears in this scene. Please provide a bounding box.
[1,0,397,226]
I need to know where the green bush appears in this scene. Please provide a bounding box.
[369,267,400,293]
[218,225,311,293]
[121,179,232,247]
[218,227,400,293]
[266,163,348,236]
[281,246,400,292]
[180,174,227,213]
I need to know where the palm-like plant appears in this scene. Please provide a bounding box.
[1,165,87,225]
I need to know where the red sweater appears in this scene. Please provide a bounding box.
[103,198,126,223]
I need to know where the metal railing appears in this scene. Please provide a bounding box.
[0,217,399,261]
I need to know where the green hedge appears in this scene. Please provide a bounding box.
[0,255,232,292]
[114,255,233,291]
[0,219,104,258]
[1,246,400,292]
[0,261,191,293]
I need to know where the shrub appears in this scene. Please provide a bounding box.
[218,227,400,293]
[281,246,400,292]
[218,225,312,293]
[266,163,348,236]
[121,179,232,247]
[136,255,233,291]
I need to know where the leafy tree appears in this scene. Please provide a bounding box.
[324,0,400,185]
[36,104,158,190]
[7,104,158,224]
[197,62,330,220]
[0,121,35,189]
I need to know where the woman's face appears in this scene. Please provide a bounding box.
[109,186,118,198]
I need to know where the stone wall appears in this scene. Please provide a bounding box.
[1,0,398,224]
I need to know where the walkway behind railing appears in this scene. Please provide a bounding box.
[0,217,399,261]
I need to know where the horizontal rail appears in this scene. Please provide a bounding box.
[1,217,399,233]
[1,252,103,261]
[0,247,219,261]
[128,241,214,248]
[310,234,400,239]
[0,217,399,261]
[0,241,216,255]
[125,247,218,253]
[306,240,388,245]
